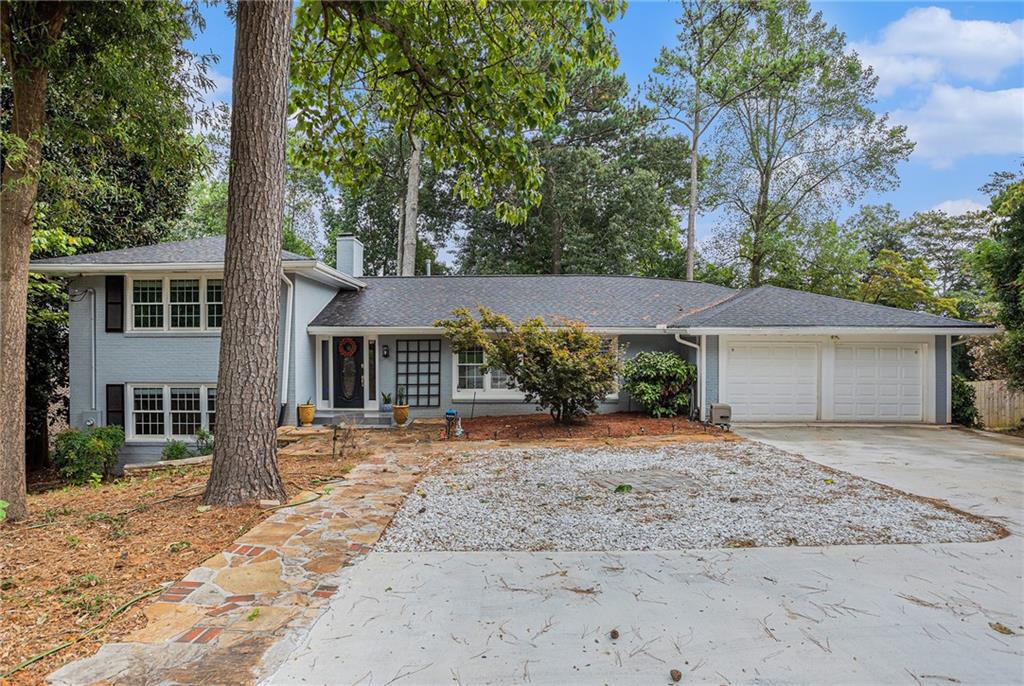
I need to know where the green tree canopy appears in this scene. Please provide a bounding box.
[290,0,624,225]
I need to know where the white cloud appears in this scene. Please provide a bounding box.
[851,7,1024,96]
[893,85,1024,167]
[931,198,987,215]
[208,70,232,105]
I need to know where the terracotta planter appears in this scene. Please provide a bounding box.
[392,404,409,426]
[297,404,316,427]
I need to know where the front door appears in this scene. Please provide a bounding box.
[332,336,364,408]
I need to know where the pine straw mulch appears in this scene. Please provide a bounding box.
[0,447,366,685]
[458,411,727,441]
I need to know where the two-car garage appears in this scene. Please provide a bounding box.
[719,338,933,423]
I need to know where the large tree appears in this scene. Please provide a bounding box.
[644,0,805,280]
[1,0,209,521]
[710,2,914,286]
[203,0,291,505]
[291,0,624,275]
[458,65,691,276]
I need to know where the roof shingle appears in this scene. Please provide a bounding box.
[30,236,310,266]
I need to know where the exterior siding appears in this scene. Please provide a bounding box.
[68,274,294,464]
[374,332,696,419]
[935,334,949,423]
[705,335,720,419]
[289,275,340,424]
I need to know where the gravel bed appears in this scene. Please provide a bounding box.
[376,441,1000,551]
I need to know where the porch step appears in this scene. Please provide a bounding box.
[313,410,394,428]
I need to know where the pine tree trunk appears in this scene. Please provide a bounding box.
[395,194,406,275]
[203,0,290,506]
[0,2,67,522]
[399,133,421,276]
[685,108,700,281]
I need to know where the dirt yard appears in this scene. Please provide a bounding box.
[459,411,724,440]
[0,438,364,685]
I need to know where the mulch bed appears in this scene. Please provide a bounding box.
[459,412,725,441]
[0,449,365,685]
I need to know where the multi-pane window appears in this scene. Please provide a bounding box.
[169,279,201,328]
[455,346,515,396]
[127,276,223,331]
[127,384,216,439]
[170,387,202,435]
[132,387,165,436]
[206,388,217,434]
[456,348,485,390]
[132,280,164,329]
[206,279,223,329]
[395,339,441,407]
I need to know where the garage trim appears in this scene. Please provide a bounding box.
[717,334,936,423]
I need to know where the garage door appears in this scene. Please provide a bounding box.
[723,342,818,421]
[833,344,923,421]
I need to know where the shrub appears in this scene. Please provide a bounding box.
[622,351,698,418]
[437,307,621,423]
[951,374,981,428]
[161,439,192,461]
[53,426,125,485]
[193,428,214,456]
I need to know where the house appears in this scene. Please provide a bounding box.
[31,235,996,462]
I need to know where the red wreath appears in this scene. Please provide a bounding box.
[338,337,358,358]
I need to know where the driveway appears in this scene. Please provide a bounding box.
[263,427,1024,686]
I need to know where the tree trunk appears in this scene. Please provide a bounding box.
[204,0,290,506]
[0,2,68,522]
[399,133,421,276]
[395,193,406,274]
[685,104,700,281]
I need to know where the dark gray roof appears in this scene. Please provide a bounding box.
[311,275,737,328]
[31,236,310,266]
[674,285,988,329]
[311,277,992,330]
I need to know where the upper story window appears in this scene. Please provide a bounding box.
[127,275,222,332]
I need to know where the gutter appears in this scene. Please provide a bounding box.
[280,273,294,410]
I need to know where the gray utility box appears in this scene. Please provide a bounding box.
[710,403,732,427]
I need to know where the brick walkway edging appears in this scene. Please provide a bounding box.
[48,430,430,686]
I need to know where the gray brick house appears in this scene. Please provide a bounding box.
[31,235,995,462]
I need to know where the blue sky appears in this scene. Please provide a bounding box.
[191,1,1024,240]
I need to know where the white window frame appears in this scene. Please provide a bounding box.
[451,335,620,401]
[126,382,217,442]
[125,273,224,333]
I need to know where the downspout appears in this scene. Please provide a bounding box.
[279,273,294,424]
[674,333,702,420]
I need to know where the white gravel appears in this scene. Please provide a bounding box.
[376,441,1001,551]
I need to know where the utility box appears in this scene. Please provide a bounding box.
[710,403,732,428]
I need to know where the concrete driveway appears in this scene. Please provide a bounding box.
[262,427,1024,686]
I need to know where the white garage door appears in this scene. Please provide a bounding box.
[723,342,818,421]
[833,344,923,421]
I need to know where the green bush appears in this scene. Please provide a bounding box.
[161,439,192,461]
[437,307,621,423]
[622,351,698,418]
[951,374,981,428]
[193,428,214,456]
[53,426,125,485]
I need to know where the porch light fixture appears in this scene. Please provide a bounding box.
[382,344,390,359]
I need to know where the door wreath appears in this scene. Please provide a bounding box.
[338,337,358,358]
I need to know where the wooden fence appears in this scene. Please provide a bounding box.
[967,380,1024,428]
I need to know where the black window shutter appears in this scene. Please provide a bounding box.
[105,276,124,332]
[106,384,125,428]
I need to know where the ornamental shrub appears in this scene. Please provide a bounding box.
[951,374,981,428]
[52,426,125,485]
[622,351,697,418]
[161,439,192,461]
[437,307,621,424]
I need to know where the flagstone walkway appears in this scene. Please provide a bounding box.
[47,427,438,686]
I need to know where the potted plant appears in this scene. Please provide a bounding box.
[297,397,316,427]
[380,392,393,412]
[392,386,409,426]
